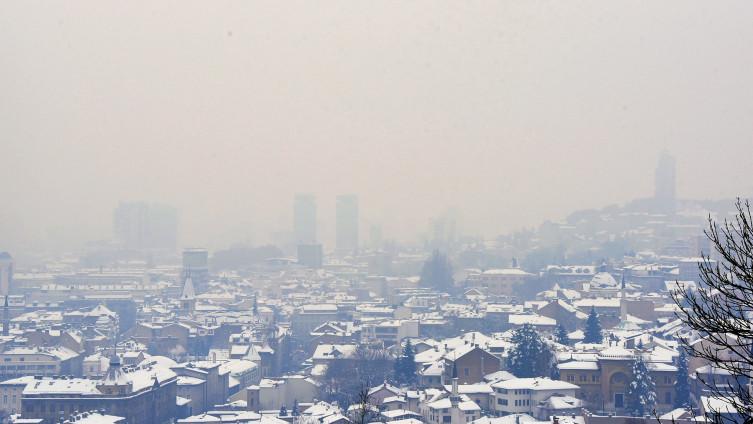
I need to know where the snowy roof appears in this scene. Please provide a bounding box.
[557,361,599,371]
[484,370,516,383]
[472,414,536,424]
[597,346,634,360]
[24,378,100,395]
[177,414,222,423]
[647,362,678,372]
[178,376,205,386]
[442,384,494,394]
[491,377,579,391]
[590,272,618,287]
[541,395,583,410]
[574,298,620,308]
[482,268,532,276]
[509,314,556,326]
[312,344,357,360]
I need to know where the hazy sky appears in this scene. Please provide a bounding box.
[2,1,753,254]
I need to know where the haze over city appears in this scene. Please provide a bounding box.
[5,2,753,424]
[2,0,753,256]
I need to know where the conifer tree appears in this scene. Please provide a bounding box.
[554,324,570,346]
[583,307,603,343]
[279,405,288,417]
[626,355,656,416]
[674,349,690,408]
[292,399,300,416]
[394,339,417,385]
[507,324,554,378]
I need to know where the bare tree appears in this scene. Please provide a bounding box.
[323,344,394,409]
[350,384,380,424]
[672,198,753,423]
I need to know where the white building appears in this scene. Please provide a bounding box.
[491,378,579,418]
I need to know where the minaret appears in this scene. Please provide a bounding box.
[619,271,627,322]
[450,362,459,405]
[2,295,9,337]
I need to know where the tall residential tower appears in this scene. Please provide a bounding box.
[293,194,317,245]
[335,194,359,253]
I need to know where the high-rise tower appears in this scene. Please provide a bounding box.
[293,194,317,245]
[335,195,359,253]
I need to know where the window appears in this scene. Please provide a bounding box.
[592,375,599,382]
[580,375,587,382]
[665,392,672,404]
[464,368,469,377]
[2,395,6,404]
[497,399,508,406]
[567,375,575,382]
[443,416,451,423]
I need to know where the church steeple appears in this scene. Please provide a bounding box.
[180,274,196,314]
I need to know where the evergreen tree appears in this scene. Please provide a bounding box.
[419,250,454,293]
[626,355,656,416]
[507,324,554,378]
[554,324,570,346]
[674,349,691,408]
[292,399,300,416]
[279,405,288,416]
[583,307,603,343]
[394,339,417,385]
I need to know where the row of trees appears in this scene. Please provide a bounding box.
[552,307,603,347]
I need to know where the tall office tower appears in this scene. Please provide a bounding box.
[147,203,179,250]
[336,194,359,253]
[654,151,677,214]
[293,194,317,245]
[182,248,209,291]
[113,202,178,250]
[113,202,148,249]
[369,224,383,250]
[0,252,13,296]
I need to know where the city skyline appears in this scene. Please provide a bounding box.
[3,1,753,255]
